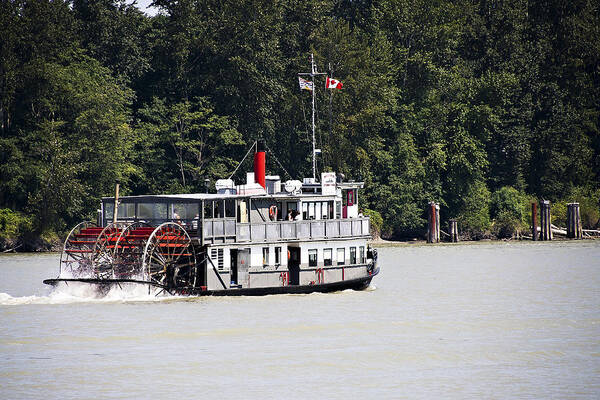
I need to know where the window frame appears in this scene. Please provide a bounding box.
[323,248,332,266]
[275,247,281,265]
[308,249,318,267]
[350,247,357,264]
[337,248,345,265]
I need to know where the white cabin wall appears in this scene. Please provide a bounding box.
[244,244,289,288]
[205,238,368,289]
[298,239,368,285]
[207,268,230,290]
[250,247,263,267]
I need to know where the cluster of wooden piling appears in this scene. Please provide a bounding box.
[426,199,589,243]
[532,200,583,241]
[427,202,459,243]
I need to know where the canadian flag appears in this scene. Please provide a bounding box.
[325,77,343,89]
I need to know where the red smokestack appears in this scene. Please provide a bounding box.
[253,151,266,188]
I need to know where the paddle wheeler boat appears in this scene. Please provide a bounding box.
[44,150,379,296]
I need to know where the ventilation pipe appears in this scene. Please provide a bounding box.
[253,148,266,189]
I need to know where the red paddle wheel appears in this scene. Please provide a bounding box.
[142,222,197,290]
[92,222,127,278]
[112,222,155,279]
[59,220,197,291]
[60,221,103,277]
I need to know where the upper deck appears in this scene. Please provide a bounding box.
[100,174,370,244]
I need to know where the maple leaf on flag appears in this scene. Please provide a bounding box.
[325,77,343,89]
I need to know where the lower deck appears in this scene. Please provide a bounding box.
[201,239,374,291]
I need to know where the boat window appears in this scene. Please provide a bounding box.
[359,246,365,263]
[342,191,347,206]
[276,202,282,220]
[309,202,315,219]
[337,248,345,265]
[203,201,213,219]
[336,201,341,219]
[225,199,235,218]
[302,202,308,220]
[329,201,335,219]
[275,247,281,265]
[287,202,297,214]
[350,247,357,264]
[138,202,168,220]
[105,202,135,220]
[262,247,269,266]
[104,203,113,221]
[308,249,318,267]
[118,203,135,219]
[215,200,224,218]
[321,202,328,219]
[172,203,198,220]
[323,249,332,266]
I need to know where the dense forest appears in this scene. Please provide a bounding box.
[1,0,599,248]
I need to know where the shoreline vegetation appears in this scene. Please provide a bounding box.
[1,207,598,253]
[1,1,599,251]
[1,233,598,254]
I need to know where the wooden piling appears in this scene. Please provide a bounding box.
[436,203,440,242]
[576,203,583,239]
[449,219,459,242]
[427,202,440,243]
[531,202,538,241]
[112,181,120,224]
[540,200,552,241]
[567,203,582,239]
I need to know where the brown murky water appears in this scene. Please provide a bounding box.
[1,241,599,399]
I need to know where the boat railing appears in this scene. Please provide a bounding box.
[201,217,370,244]
[105,217,370,244]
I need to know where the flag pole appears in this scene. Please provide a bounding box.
[328,62,333,170]
[299,54,326,181]
[311,54,316,180]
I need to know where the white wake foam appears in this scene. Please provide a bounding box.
[0,282,174,305]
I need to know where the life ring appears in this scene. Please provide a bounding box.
[269,205,277,220]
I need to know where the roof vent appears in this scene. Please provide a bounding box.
[215,179,236,194]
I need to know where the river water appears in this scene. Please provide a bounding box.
[1,241,599,399]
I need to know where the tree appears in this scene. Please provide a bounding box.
[134,97,243,194]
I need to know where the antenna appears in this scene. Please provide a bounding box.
[298,53,326,180]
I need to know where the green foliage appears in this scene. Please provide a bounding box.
[552,201,568,229]
[0,0,599,241]
[133,97,243,194]
[490,187,526,221]
[554,187,600,229]
[362,209,383,239]
[490,186,527,238]
[569,187,600,229]
[0,209,33,240]
[457,180,491,239]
